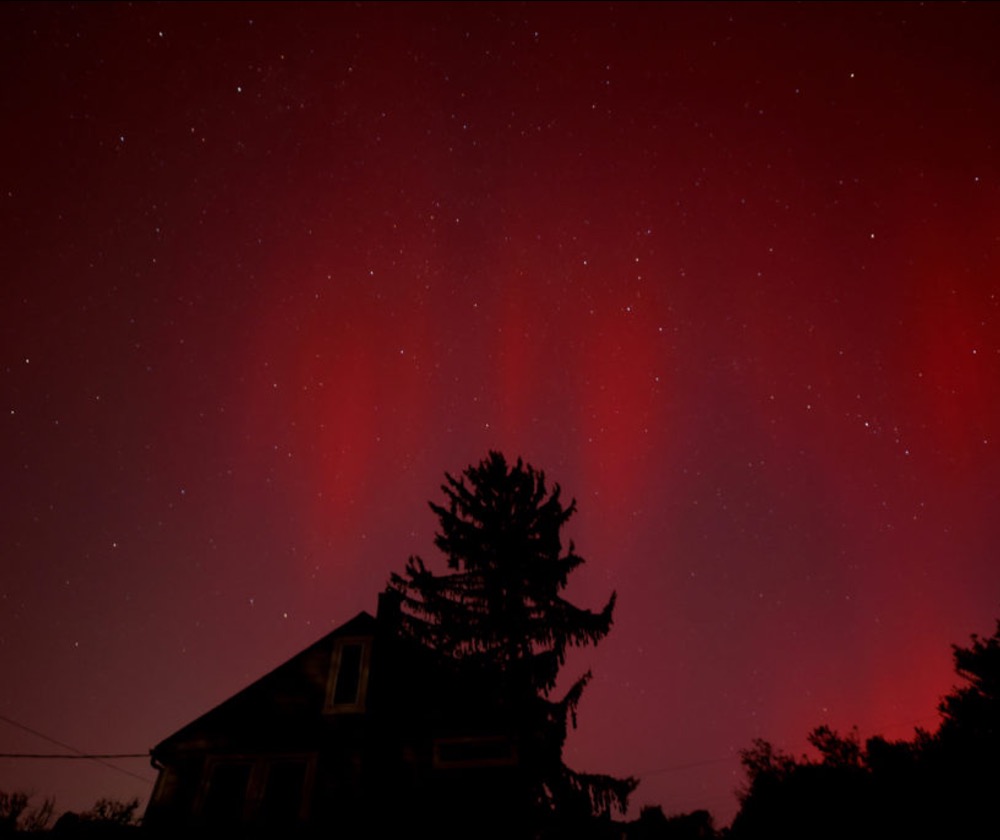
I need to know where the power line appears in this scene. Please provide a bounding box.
[0,713,153,784]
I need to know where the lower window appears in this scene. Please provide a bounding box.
[199,755,313,828]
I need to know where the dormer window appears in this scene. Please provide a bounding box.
[324,637,371,713]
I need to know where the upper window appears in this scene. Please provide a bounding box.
[324,637,371,713]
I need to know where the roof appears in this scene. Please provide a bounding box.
[150,610,376,761]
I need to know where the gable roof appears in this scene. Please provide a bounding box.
[151,610,375,761]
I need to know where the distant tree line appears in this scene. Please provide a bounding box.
[0,793,139,836]
[618,615,1000,839]
[725,617,1000,839]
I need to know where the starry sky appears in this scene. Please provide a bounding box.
[2,1,999,826]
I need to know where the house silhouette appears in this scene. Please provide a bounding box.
[143,592,535,838]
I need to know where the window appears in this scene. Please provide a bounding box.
[201,761,253,827]
[324,637,371,713]
[198,755,314,828]
[433,736,518,769]
[259,759,309,829]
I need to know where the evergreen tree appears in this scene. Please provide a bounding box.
[389,451,636,833]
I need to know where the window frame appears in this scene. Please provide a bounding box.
[323,636,372,714]
[258,754,315,827]
[196,753,316,828]
[197,755,256,826]
[432,735,519,769]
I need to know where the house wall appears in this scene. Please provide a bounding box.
[143,608,537,838]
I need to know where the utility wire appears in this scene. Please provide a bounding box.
[0,713,153,784]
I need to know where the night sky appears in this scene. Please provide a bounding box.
[3,1,1000,826]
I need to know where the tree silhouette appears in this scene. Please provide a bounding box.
[920,617,1000,836]
[623,805,717,840]
[731,728,878,840]
[0,790,54,835]
[729,616,1000,839]
[936,618,1000,751]
[389,452,636,835]
[82,797,141,826]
